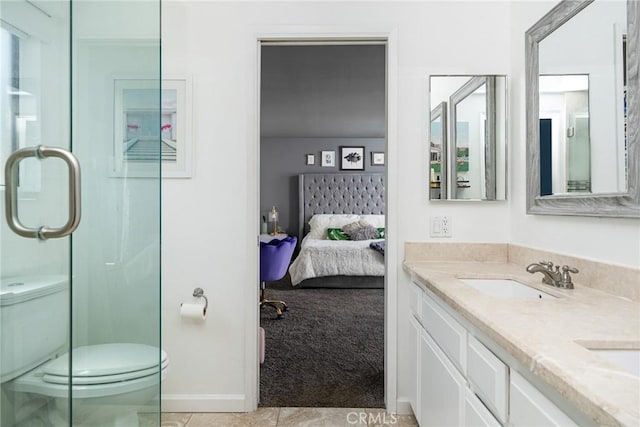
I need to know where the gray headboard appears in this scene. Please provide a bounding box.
[298,173,385,239]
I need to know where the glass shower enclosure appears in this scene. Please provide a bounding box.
[1,1,162,425]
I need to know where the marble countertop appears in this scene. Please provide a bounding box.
[403,260,640,427]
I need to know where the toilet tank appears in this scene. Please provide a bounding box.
[1,275,68,383]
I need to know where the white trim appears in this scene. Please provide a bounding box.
[244,32,261,412]
[248,26,399,412]
[395,398,415,416]
[384,28,399,413]
[161,394,246,413]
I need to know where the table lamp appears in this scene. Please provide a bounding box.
[268,206,279,235]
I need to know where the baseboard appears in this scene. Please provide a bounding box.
[161,394,246,412]
[395,398,414,416]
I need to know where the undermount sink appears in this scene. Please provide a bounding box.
[589,348,640,378]
[459,278,557,300]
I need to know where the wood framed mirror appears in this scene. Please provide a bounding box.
[525,0,640,217]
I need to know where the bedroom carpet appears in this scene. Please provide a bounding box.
[259,278,384,408]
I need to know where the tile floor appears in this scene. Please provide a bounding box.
[149,408,418,427]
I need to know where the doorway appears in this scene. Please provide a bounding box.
[257,40,388,409]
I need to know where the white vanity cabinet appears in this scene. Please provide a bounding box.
[408,280,582,427]
[408,282,500,426]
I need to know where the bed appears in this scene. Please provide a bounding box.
[288,173,385,288]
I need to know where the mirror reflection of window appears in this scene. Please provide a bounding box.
[1,25,42,192]
[429,75,506,201]
[429,102,446,200]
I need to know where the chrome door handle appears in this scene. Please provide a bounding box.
[4,145,81,240]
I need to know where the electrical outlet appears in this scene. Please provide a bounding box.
[441,216,452,237]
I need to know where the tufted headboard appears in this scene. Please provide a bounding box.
[298,173,385,239]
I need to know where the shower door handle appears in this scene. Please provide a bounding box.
[4,145,81,240]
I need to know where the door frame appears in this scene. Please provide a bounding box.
[246,26,399,412]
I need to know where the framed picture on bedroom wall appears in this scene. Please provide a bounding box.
[339,146,365,170]
[371,152,385,166]
[321,150,335,167]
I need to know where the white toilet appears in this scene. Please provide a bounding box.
[1,275,168,426]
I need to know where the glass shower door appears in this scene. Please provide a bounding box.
[1,2,73,425]
[1,1,161,426]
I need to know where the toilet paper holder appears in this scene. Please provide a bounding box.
[192,287,208,314]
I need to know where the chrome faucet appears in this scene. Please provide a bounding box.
[526,261,578,289]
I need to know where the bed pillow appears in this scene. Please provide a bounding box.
[342,220,371,235]
[307,214,360,239]
[359,214,385,228]
[327,228,351,240]
[350,224,381,241]
[327,227,383,240]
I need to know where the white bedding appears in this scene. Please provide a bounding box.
[288,236,385,286]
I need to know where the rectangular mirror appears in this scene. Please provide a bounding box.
[429,75,507,201]
[526,0,640,217]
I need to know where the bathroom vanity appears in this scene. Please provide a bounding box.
[403,243,640,427]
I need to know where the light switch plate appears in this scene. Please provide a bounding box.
[430,216,452,238]
[430,216,442,236]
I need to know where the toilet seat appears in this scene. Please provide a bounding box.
[43,358,170,385]
[42,343,168,385]
[10,343,168,399]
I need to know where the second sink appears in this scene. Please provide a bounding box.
[459,278,557,299]
[589,348,640,377]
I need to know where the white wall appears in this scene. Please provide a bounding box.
[161,0,640,414]
[161,0,512,412]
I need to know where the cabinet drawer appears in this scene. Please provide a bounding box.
[467,335,508,424]
[464,388,501,427]
[422,291,467,373]
[510,371,579,427]
[410,281,423,323]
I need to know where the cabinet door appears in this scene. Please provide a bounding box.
[464,388,501,427]
[420,330,465,427]
[408,315,421,421]
[510,371,579,427]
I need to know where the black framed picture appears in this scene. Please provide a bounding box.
[371,152,385,166]
[305,154,315,165]
[339,146,365,170]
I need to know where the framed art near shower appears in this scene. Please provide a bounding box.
[113,77,192,178]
